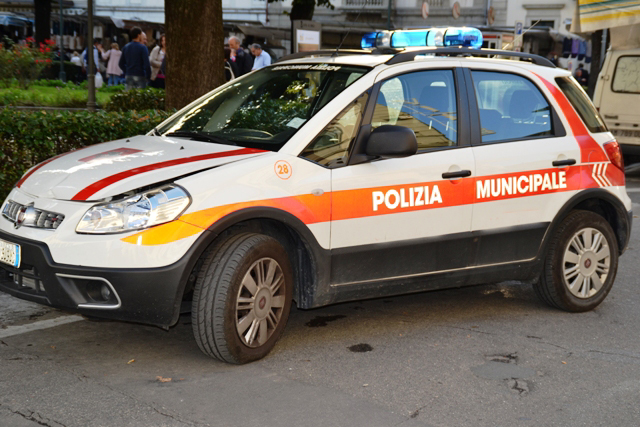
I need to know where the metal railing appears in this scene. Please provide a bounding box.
[343,0,386,8]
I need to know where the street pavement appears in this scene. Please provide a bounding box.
[2,178,640,427]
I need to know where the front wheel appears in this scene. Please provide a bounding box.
[192,233,293,364]
[533,210,619,312]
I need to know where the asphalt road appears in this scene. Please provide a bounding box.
[2,179,640,427]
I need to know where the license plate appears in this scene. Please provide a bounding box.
[0,238,20,268]
[612,129,640,138]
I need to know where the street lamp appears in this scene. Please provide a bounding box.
[58,0,66,82]
[87,0,96,111]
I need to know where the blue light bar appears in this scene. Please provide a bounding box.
[361,32,378,49]
[426,29,444,47]
[444,28,483,49]
[391,30,428,48]
[361,27,483,50]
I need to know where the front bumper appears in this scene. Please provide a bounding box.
[0,230,198,328]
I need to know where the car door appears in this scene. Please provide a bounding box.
[327,66,477,286]
[465,66,582,265]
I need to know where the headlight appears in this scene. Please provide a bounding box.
[76,185,191,234]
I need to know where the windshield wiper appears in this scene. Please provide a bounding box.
[165,131,236,146]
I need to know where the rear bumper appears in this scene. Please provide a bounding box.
[0,230,197,328]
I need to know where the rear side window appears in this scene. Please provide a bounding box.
[471,71,553,143]
[612,56,640,93]
[556,77,607,133]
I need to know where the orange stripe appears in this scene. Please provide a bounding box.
[121,166,620,246]
[121,220,204,246]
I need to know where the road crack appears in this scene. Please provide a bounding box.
[1,406,67,427]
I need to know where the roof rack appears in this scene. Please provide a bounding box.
[275,47,400,63]
[386,47,556,68]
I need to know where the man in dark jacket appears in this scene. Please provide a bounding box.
[119,27,151,90]
[228,36,253,76]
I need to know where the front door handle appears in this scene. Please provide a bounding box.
[552,159,576,167]
[442,170,472,179]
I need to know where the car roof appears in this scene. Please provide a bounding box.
[275,54,394,67]
[276,47,561,72]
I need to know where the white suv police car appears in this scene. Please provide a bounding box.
[0,28,632,364]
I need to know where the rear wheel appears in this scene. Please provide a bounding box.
[533,210,618,312]
[192,233,293,364]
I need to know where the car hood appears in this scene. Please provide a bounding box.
[17,135,266,201]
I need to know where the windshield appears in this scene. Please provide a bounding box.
[157,64,369,151]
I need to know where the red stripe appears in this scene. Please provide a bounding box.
[17,151,77,188]
[72,148,265,201]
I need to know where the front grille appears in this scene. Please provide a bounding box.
[2,200,64,230]
[0,264,47,297]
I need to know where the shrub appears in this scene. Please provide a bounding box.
[0,108,171,200]
[105,88,165,112]
[39,61,82,84]
[0,37,53,89]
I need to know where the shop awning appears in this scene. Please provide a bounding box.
[0,12,30,27]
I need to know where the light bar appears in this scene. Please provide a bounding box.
[361,27,483,50]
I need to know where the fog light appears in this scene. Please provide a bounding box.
[100,284,111,301]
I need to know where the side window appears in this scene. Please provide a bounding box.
[471,71,553,143]
[371,70,457,150]
[612,56,640,93]
[300,92,368,168]
[556,77,607,133]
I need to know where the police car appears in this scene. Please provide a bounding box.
[0,28,632,364]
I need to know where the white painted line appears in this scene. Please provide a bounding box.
[0,315,84,339]
[626,188,640,193]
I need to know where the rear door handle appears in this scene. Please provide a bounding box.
[442,170,472,179]
[552,159,576,167]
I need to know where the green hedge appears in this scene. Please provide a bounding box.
[105,88,165,112]
[39,61,82,84]
[0,108,171,200]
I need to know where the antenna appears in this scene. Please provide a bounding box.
[502,19,540,51]
[332,0,370,57]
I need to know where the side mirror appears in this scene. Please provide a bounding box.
[365,125,418,158]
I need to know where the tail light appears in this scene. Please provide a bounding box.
[604,140,624,171]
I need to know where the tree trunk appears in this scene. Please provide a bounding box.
[34,0,52,45]
[165,0,225,110]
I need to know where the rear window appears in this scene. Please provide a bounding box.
[555,77,607,133]
[612,56,640,93]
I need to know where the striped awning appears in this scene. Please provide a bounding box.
[577,0,640,32]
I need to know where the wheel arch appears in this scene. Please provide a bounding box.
[177,207,332,316]
[543,189,631,258]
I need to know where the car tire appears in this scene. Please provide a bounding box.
[192,233,293,364]
[533,210,618,312]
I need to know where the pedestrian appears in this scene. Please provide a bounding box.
[119,27,151,90]
[82,39,101,75]
[70,51,82,67]
[575,63,589,87]
[228,36,253,76]
[149,33,166,89]
[224,47,238,82]
[250,43,271,70]
[99,43,124,86]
